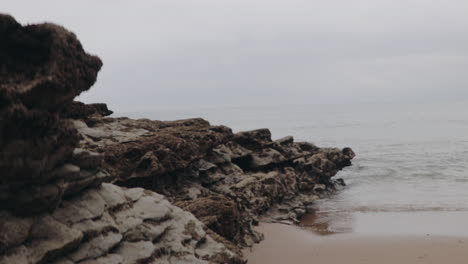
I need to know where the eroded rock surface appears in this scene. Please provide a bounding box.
[0,13,103,215]
[0,184,243,264]
[0,185,243,264]
[75,115,355,250]
[0,14,244,264]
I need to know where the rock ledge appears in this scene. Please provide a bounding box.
[0,14,354,264]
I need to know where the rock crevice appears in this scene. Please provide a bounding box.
[0,13,354,264]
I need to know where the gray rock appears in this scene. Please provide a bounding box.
[250,148,286,168]
[79,254,123,264]
[124,188,145,202]
[62,170,108,197]
[274,136,294,145]
[0,216,83,264]
[98,183,127,209]
[73,121,110,140]
[68,232,122,262]
[114,241,155,264]
[53,190,106,225]
[71,212,119,237]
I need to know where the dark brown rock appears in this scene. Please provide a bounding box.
[0,13,355,264]
[77,116,355,248]
[232,129,272,149]
[0,14,102,215]
[0,14,102,110]
[176,195,243,243]
[60,102,113,120]
[102,120,233,182]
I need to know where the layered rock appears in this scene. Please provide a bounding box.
[0,184,243,264]
[60,101,113,120]
[0,12,354,264]
[0,14,242,264]
[74,116,355,250]
[0,14,102,109]
[0,13,103,215]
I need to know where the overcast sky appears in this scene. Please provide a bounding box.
[3,0,468,111]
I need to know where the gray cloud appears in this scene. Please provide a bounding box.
[3,0,468,111]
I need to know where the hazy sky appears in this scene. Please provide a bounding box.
[3,0,468,111]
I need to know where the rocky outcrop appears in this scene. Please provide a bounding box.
[74,116,355,250]
[0,14,102,110]
[0,14,243,264]
[0,13,103,215]
[1,13,354,264]
[0,183,243,264]
[60,101,113,120]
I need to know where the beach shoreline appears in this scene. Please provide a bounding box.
[245,212,468,264]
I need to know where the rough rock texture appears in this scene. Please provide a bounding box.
[60,101,113,120]
[0,14,243,264]
[0,14,102,109]
[0,184,243,264]
[0,13,103,215]
[75,115,355,250]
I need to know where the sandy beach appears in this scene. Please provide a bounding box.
[245,212,468,264]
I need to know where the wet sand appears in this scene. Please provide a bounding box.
[244,212,468,264]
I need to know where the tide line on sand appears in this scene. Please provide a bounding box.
[245,212,468,264]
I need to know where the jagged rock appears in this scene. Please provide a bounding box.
[48,164,80,182]
[0,12,100,183]
[74,114,355,250]
[231,169,298,213]
[62,168,110,197]
[0,13,102,215]
[97,183,127,208]
[0,13,355,264]
[206,142,251,164]
[0,15,102,110]
[0,216,84,264]
[232,129,272,149]
[73,120,111,140]
[0,184,243,264]
[93,118,233,182]
[60,101,113,120]
[176,195,243,243]
[68,232,122,262]
[114,241,155,264]
[275,136,294,145]
[72,148,103,170]
[249,148,286,169]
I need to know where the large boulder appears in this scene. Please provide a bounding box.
[0,14,102,110]
[0,14,247,264]
[0,13,102,214]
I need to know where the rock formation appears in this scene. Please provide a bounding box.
[0,13,103,215]
[0,14,243,264]
[74,117,354,250]
[0,14,354,264]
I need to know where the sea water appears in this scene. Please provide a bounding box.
[118,100,468,234]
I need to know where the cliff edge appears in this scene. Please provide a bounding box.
[0,14,354,264]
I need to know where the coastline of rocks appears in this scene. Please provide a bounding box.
[0,14,354,264]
